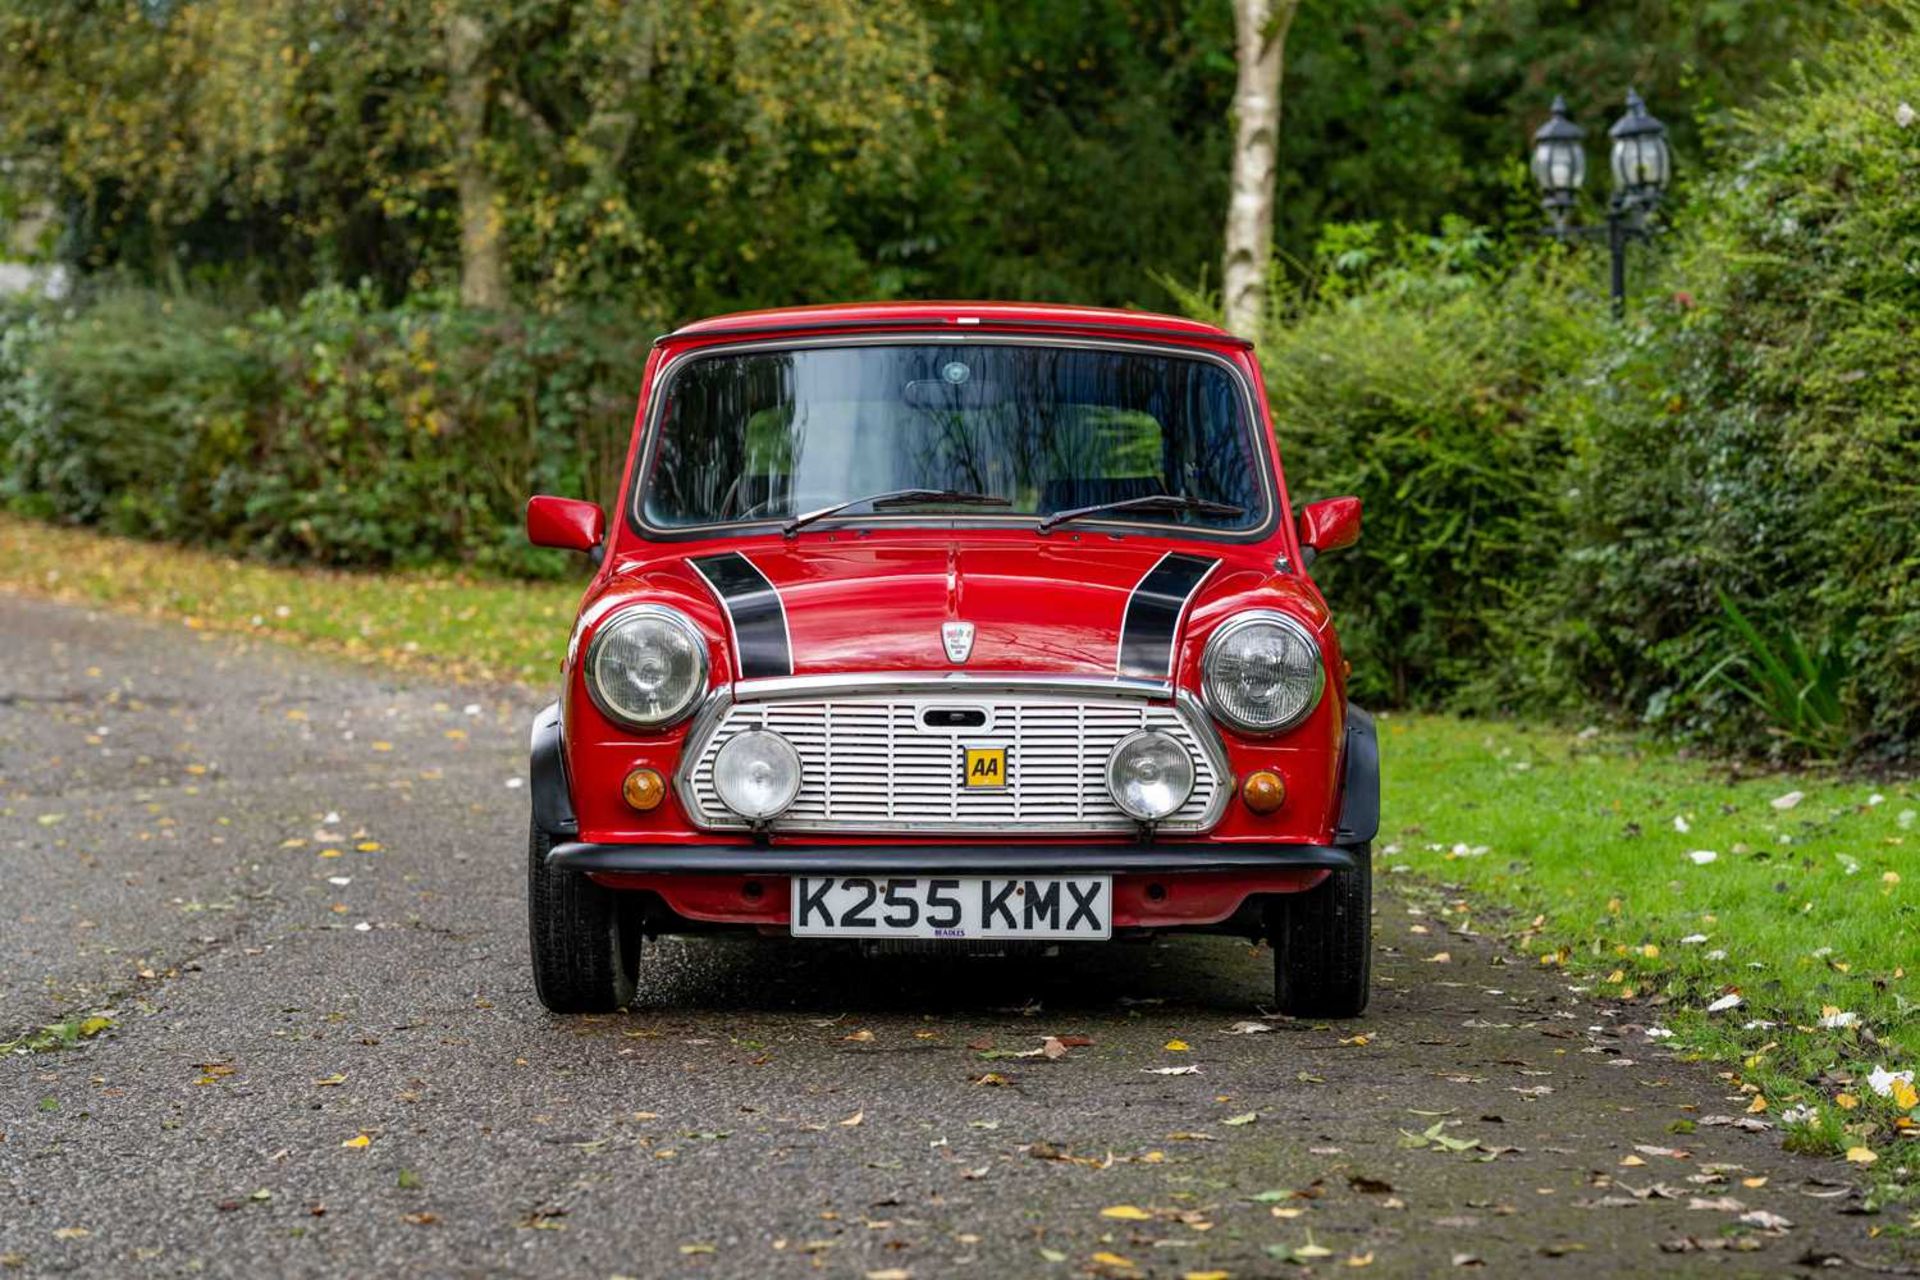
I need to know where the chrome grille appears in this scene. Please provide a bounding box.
[678,680,1227,834]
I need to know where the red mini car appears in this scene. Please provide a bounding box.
[525,303,1376,1016]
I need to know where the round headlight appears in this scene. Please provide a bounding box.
[1201,611,1325,733]
[712,729,802,822]
[1106,729,1195,822]
[584,605,709,729]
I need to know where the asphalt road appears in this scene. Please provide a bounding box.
[2,592,1913,1278]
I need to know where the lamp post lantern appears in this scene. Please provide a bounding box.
[1529,88,1672,315]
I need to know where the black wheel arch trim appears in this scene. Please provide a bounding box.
[1331,702,1379,846]
[530,702,579,838]
[545,841,1356,876]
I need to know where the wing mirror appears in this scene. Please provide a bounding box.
[526,495,605,558]
[1296,496,1361,568]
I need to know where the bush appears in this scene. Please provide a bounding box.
[1248,222,1604,708]
[1536,19,1920,758]
[0,286,657,575]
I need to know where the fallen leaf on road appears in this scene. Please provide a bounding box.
[1164,1040,1190,1052]
[342,1133,372,1149]
[844,1029,875,1043]
[1427,952,1452,964]
[1686,1196,1746,1212]
[840,1111,864,1127]
[312,1074,347,1087]
[1090,1252,1136,1270]
[866,1270,912,1280]
[1659,1236,1760,1254]
[1225,1021,1273,1035]
[1222,1112,1258,1127]
[1740,1210,1792,1231]
[1100,1205,1153,1221]
[52,1228,89,1241]
[1845,1146,1877,1164]
[1143,1066,1200,1076]
[972,1072,1010,1087]
[1339,1034,1371,1046]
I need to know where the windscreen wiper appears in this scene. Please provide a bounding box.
[781,488,1010,537]
[1035,493,1246,534]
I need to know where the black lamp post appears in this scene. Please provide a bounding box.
[1530,89,1672,315]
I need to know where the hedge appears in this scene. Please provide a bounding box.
[1,286,655,576]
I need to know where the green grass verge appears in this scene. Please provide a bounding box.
[1380,713,1917,1180]
[0,514,579,683]
[4,515,1915,1176]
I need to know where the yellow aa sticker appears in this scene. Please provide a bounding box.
[963,746,1007,789]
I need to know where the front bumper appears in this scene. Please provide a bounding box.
[547,843,1350,932]
[545,841,1357,876]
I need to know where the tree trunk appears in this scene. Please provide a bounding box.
[444,9,505,309]
[1222,0,1297,339]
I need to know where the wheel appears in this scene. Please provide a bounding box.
[1271,843,1372,1018]
[527,818,641,1012]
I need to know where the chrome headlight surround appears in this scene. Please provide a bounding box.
[1200,610,1326,734]
[583,604,710,731]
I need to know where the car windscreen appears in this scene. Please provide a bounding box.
[637,342,1267,532]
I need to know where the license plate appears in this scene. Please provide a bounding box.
[790,875,1112,940]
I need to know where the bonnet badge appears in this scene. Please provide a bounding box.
[941,621,976,664]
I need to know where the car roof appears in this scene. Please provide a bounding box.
[663,301,1250,349]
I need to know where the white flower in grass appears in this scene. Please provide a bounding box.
[1673,815,1692,834]
[1866,1066,1915,1099]
[1779,1104,1817,1126]
[1687,850,1718,865]
[1680,933,1709,945]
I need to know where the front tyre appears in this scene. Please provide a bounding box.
[1271,844,1371,1019]
[527,819,641,1013]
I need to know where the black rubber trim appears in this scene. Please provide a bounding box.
[1331,703,1379,845]
[547,842,1356,876]
[529,702,579,838]
[659,317,1254,350]
[1117,552,1219,678]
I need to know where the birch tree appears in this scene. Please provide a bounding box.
[1222,0,1298,338]
[443,6,505,309]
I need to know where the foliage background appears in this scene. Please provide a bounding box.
[1,0,1914,759]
